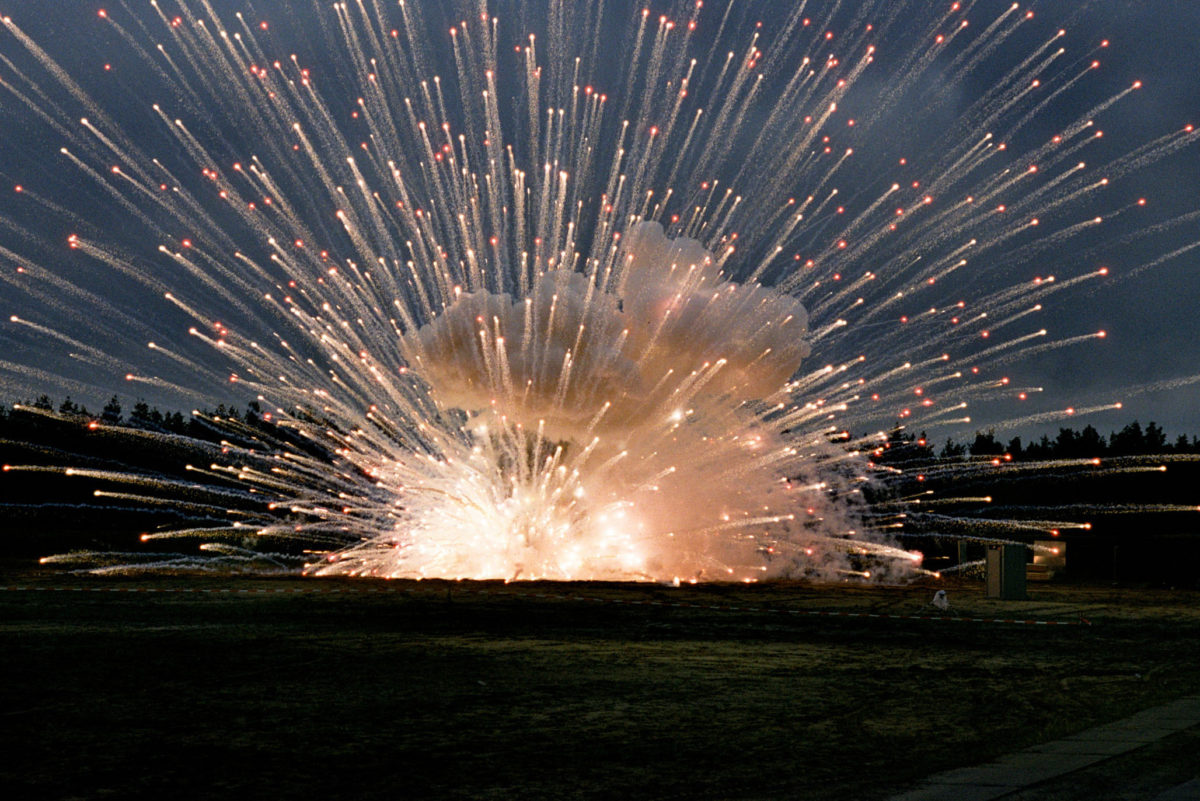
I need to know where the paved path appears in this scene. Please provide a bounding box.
[888,696,1200,800]
[1154,777,1200,801]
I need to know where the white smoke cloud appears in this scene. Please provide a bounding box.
[309,223,907,583]
[402,221,811,438]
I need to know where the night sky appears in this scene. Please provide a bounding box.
[1008,0,1200,440]
[0,0,1198,442]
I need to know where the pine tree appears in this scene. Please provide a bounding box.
[101,395,123,425]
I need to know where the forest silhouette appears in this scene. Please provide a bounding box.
[2,395,1198,584]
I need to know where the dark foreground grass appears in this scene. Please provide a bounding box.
[3,569,1199,800]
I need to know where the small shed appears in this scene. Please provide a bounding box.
[985,544,1027,599]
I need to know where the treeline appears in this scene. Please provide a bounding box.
[0,393,349,473]
[949,421,1197,459]
[878,420,1200,464]
[0,394,303,559]
[2,394,263,440]
[4,394,1198,463]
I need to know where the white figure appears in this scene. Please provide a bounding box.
[931,589,950,611]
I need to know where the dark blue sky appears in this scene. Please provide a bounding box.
[1001,1,1200,438]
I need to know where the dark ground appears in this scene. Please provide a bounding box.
[3,566,1199,800]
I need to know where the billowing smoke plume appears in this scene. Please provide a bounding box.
[313,224,904,583]
[402,222,811,438]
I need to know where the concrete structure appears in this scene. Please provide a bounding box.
[985,543,1027,599]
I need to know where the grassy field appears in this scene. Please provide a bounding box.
[4,568,1199,800]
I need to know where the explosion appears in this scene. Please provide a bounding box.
[1,2,1196,581]
[322,221,859,581]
